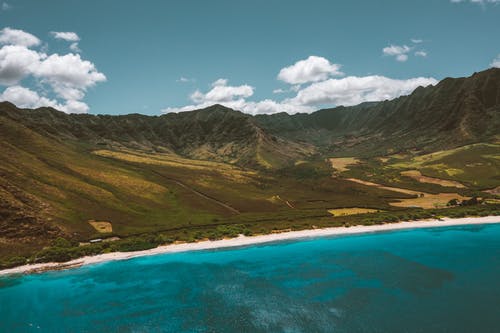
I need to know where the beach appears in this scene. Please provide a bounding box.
[1,215,498,276]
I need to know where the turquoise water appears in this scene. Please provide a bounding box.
[1,224,500,333]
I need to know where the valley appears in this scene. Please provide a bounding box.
[0,69,499,269]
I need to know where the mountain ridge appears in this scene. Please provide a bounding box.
[2,68,499,166]
[0,68,499,266]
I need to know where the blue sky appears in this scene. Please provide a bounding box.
[0,0,499,115]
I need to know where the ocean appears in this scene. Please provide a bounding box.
[1,223,500,332]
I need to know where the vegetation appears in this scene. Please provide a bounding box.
[0,68,499,268]
[1,203,497,268]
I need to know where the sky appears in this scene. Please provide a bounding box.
[0,0,499,115]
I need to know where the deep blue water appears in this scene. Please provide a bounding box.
[1,224,500,333]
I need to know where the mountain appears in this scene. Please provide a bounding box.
[0,103,315,169]
[255,68,500,156]
[0,68,499,266]
[3,68,499,166]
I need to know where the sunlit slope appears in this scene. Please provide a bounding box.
[390,143,500,189]
[0,68,499,263]
[1,111,410,260]
[0,102,315,170]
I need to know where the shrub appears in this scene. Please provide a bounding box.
[0,256,27,269]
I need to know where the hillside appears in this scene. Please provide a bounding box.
[3,69,499,167]
[256,68,500,156]
[0,68,499,267]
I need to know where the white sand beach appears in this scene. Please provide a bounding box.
[1,215,498,276]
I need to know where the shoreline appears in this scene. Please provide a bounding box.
[1,216,499,277]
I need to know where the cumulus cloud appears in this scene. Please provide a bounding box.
[277,56,343,84]
[51,31,81,53]
[383,45,411,62]
[491,54,500,68]
[34,53,106,98]
[164,79,255,113]
[383,42,429,62]
[289,76,438,107]
[0,85,88,113]
[163,56,438,115]
[0,27,40,47]
[0,85,59,108]
[0,45,44,85]
[50,31,80,42]
[165,79,293,114]
[69,42,81,53]
[211,78,228,87]
[190,79,253,103]
[0,27,105,113]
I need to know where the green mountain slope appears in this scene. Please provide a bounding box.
[0,68,499,267]
[256,68,500,156]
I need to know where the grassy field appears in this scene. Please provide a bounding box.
[390,143,500,189]
[328,208,380,216]
[400,170,465,188]
[88,221,113,233]
[390,193,470,209]
[0,116,499,267]
[329,157,360,172]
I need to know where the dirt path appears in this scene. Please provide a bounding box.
[98,153,241,215]
[152,171,241,214]
[345,178,422,195]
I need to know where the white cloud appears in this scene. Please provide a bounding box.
[396,54,408,62]
[491,54,500,68]
[289,76,438,107]
[0,27,40,47]
[0,45,44,85]
[50,31,80,42]
[0,28,105,113]
[383,43,428,62]
[69,42,81,53]
[0,85,58,108]
[32,53,105,102]
[211,78,228,87]
[383,44,411,62]
[163,61,438,116]
[163,98,314,115]
[34,53,106,93]
[277,56,343,84]
[383,45,411,56]
[50,31,81,53]
[61,99,89,113]
[188,79,254,105]
[0,85,90,113]
[451,0,500,3]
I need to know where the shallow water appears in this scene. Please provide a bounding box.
[1,224,500,332]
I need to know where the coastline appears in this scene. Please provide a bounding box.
[1,215,498,277]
